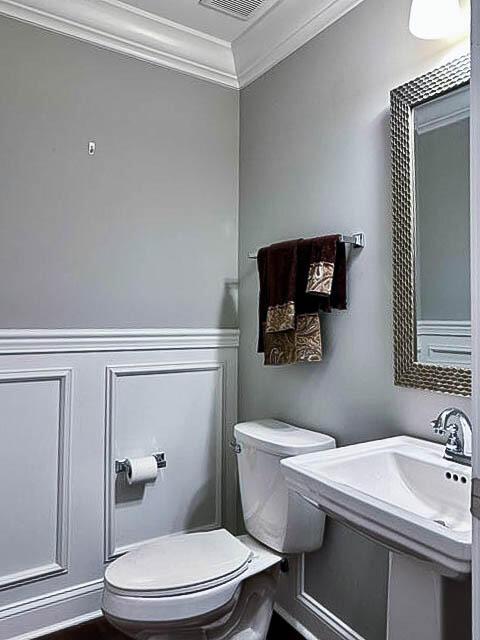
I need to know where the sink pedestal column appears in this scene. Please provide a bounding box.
[387,552,470,640]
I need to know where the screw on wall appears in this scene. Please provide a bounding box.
[88,141,96,156]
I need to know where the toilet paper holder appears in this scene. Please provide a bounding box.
[115,453,167,474]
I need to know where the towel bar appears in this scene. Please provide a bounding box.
[248,232,365,259]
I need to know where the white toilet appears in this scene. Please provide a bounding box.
[102,419,335,639]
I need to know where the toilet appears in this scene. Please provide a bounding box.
[102,419,336,640]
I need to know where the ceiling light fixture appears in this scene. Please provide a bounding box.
[409,0,468,39]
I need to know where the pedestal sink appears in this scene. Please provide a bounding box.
[281,436,472,640]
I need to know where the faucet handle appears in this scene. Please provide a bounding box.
[431,419,445,436]
[445,425,462,454]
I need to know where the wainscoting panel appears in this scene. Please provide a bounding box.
[0,369,72,590]
[105,362,225,560]
[0,330,238,640]
[274,552,367,640]
[416,320,471,366]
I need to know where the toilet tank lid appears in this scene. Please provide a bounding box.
[234,419,336,456]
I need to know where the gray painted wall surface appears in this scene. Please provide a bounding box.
[0,16,239,329]
[238,0,470,637]
[416,118,470,321]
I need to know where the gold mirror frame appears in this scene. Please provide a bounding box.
[391,54,471,396]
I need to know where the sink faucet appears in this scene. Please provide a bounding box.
[431,408,472,467]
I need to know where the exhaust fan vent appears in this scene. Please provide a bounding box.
[199,0,268,20]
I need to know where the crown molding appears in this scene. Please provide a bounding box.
[233,0,366,87]
[0,0,238,88]
[0,0,365,89]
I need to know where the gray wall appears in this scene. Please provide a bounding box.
[416,118,470,321]
[0,16,239,329]
[238,0,470,637]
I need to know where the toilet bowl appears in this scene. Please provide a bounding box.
[102,419,336,640]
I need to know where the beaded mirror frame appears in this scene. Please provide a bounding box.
[391,54,471,396]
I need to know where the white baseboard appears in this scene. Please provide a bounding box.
[12,612,102,640]
[0,580,103,640]
[274,604,320,640]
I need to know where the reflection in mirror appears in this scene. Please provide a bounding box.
[413,86,470,368]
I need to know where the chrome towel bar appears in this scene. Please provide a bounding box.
[248,232,365,259]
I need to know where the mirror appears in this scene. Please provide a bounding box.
[391,55,471,396]
[414,86,470,367]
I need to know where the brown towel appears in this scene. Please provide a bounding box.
[257,240,299,354]
[257,234,348,366]
[264,313,322,365]
[257,239,323,365]
[306,235,347,312]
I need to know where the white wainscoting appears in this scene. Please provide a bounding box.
[416,320,471,366]
[0,329,238,640]
[0,368,72,590]
[274,554,366,640]
[105,362,225,560]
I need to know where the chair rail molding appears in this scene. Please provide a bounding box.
[0,328,240,354]
[0,0,366,88]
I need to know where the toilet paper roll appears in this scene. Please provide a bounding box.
[126,456,158,485]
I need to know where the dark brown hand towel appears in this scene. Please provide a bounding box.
[257,234,347,366]
[305,235,347,312]
[257,239,323,365]
[257,240,299,353]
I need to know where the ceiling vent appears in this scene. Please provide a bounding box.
[199,0,269,21]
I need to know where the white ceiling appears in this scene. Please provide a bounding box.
[120,0,246,40]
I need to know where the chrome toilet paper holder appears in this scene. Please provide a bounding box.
[115,453,167,474]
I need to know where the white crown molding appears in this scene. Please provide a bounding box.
[415,85,469,134]
[0,0,365,88]
[0,0,238,87]
[233,0,366,87]
[0,328,240,354]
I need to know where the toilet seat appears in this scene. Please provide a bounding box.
[102,533,281,623]
[105,529,252,598]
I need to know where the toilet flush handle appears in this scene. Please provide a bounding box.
[229,438,241,454]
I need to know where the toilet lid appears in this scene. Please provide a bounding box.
[105,529,253,597]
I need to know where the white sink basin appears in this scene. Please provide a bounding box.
[281,436,472,577]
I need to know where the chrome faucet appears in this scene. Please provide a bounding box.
[431,408,472,467]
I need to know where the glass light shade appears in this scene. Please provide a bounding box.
[409,0,466,39]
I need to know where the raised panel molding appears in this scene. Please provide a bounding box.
[0,368,72,590]
[0,0,366,88]
[104,361,226,561]
[0,328,239,354]
[416,320,472,366]
[295,555,365,640]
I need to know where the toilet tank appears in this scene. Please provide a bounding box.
[234,419,336,554]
